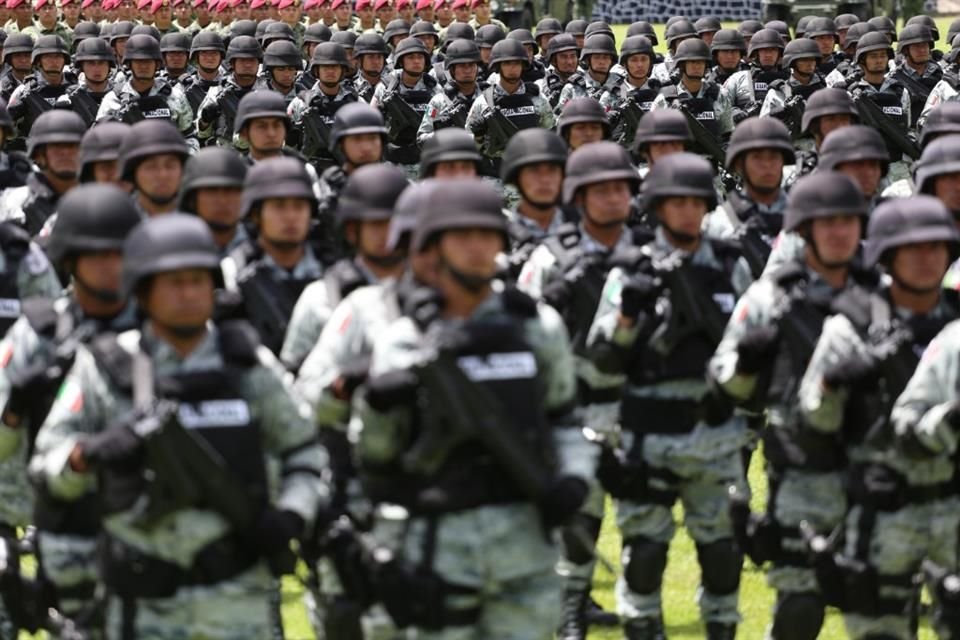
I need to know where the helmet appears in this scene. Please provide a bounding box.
[234,90,290,133]
[240,157,317,218]
[419,128,481,178]
[178,147,248,211]
[579,33,616,61]
[386,181,423,251]
[122,33,162,63]
[835,14,860,31]
[131,25,162,42]
[695,16,722,35]
[475,23,505,49]
[392,36,430,69]
[948,16,960,45]
[764,20,791,42]
[619,35,654,66]
[262,21,296,46]
[817,124,889,174]
[664,19,696,48]
[74,36,116,63]
[795,15,814,39]
[79,121,130,182]
[31,34,69,64]
[441,22,474,47]
[585,21,614,40]
[443,38,480,66]
[160,31,192,53]
[563,141,639,204]
[304,22,332,45]
[842,22,875,50]
[354,33,388,57]
[711,29,746,54]
[229,19,258,39]
[330,30,358,50]
[906,15,940,42]
[411,179,506,252]
[121,213,220,297]
[329,102,387,153]
[255,18,274,44]
[225,34,263,62]
[921,102,960,148]
[27,110,85,158]
[47,184,141,269]
[72,21,101,45]
[915,134,960,194]
[856,31,893,64]
[557,97,610,140]
[117,119,190,181]
[489,38,529,71]
[784,172,866,231]
[337,163,408,223]
[3,34,34,64]
[748,28,784,57]
[866,196,959,266]
[626,21,658,46]
[643,152,717,210]
[191,31,226,57]
[800,87,858,135]
[110,21,136,44]
[501,128,567,185]
[725,117,795,171]
[311,41,350,70]
[738,19,763,38]
[565,19,588,37]
[101,24,114,41]
[633,109,691,151]
[781,37,822,69]
[264,39,303,68]
[897,24,934,53]
[867,15,896,40]
[410,21,439,44]
[805,17,838,40]
[673,37,711,64]
[383,18,410,42]
[507,28,537,54]
[535,17,562,39]
[546,33,577,63]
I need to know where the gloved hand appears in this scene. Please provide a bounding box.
[433,106,460,130]
[620,273,659,319]
[736,325,780,375]
[199,101,221,125]
[252,508,305,555]
[822,352,879,390]
[539,475,589,529]
[365,369,419,412]
[81,424,144,469]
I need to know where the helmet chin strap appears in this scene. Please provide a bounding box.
[659,220,699,245]
[74,273,123,304]
[440,256,492,293]
[582,207,627,230]
[363,251,405,269]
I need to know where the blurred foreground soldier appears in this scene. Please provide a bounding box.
[30,213,330,640]
[914,135,960,287]
[0,185,139,639]
[710,172,875,640]
[722,28,786,125]
[887,104,960,199]
[0,101,31,191]
[816,125,889,207]
[799,196,960,640]
[588,152,749,640]
[891,24,940,127]
[555,33,618,113]
[59,36,116,126]
[556,97,608,151]
[196,35,266,148]
[0,109,83,234]
[599,35,658,150]
[784,87,859,187]
[178,146,248,256]
[6,34,72,144]
[760,38,826,141]
[357,178,586,638]
[416,38,483,143]
[708,29,747,87]
[116,119,190,217]
[221,157,322,355]
[77,122,128,186]
[537,32,578,109]
[632,109,691,180]
[418,127,481,179]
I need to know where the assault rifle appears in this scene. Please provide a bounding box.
[236,264,299,355]
[677,102,726,169]
[380,89,422,143]
[852,93,920,160]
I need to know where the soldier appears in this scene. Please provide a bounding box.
[0,109,82,234]
[352,0,376,33]
[0,185,139,639]
[914,137,960,288]
[536,32,577,110]
[302,21,332,62]
[555,33,617,113]
[891,24,941,127]
[600,35,657,150]
[288,42,359,172]
[149,0,183,35]
[466,38,553,175]
[721,27,786,125]
[418,127,481,179]
[631,108,691,181]
[6,35,72,144]
[760,38,826,143]
[261,39,302,101]
[707,29,747,87]
[473,23,502,84]
[0,102,32,191]
[276,0,304,46]
[533,17,561,64]
[328,0,356,32]
[796,195,959,640]
[30,211,329,639]
[417,38,481,143]
[76,121,129,186]
[23,0,73,50]
[0,34,35,104]
[351,32,385,101]
[3,0,33,34]
[506,28,543,83]
[158,31,191,82]
[556,96,607,151]
[381,17,408,54]
[177,146,248,255]
[409,19,438,58]
[829,21,874,87]
[805,17,841,76]
[195,35,265,147]
[816,124,890,207]
[107,20,134,66]
[696,16,722,47]
[588,152,749,640]
[57,35,115,126]
[651,18,695,83]
[117,119,189,217]
[710,172,876,640]
[784,87,859,187]
[179,31,225,117]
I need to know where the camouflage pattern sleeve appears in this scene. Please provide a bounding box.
[797,313,864,434]
[516,242,559,301]
[416,92,447,144]
[465,92,491,136]
[287,94,306,124]
[535,94,556,129]
[18,242,63,299]
[714,84,735,135]
[761,230,806,277]
[919,78,957,130]
[824,68,847,88]
[0,315,47,460]
[649,91,670,111]
[5,84,28,135]
[586,265,640,353]
[94,90,121,122]
[169,83,199,148]
[721,69,754,109]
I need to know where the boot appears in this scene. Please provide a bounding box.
[584,596,619,627]
[556,588,588,640]
[624,616,667,640]
[706,621,737,640]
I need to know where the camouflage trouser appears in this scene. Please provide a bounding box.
[104,563,277,639]
[842,496,960,640]
[38,531,103,638]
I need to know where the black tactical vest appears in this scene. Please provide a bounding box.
[183,75,218,115]
[301,88,358,167]
[752,67,787,104]
[67,86,106,126]
[19,80,69,134]
[542,69,566,107]
[385,73,435,150]
[118,85,175,123]
[860,88,910,159]
[677,82,722,139]
[0,223,29,336]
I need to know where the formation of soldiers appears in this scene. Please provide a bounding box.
[0,1,960,639]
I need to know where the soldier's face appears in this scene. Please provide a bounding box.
[81,59,111,82]
[38,53,65,75]
[417,7,433,21]
[154,4,172,22]
[934,172,960,211]
[402,53,426,75]
[836,159,883,197]
[12,4,32,21]
[588,53,613,74]
[681,60,705,79]
[164,51,189,73]
[567,122,605,150]
[813,34,835,55]
[145,268,215,332]
[837,28,849,48]
[63,3,81,20]
[626,53,651,78]
[416,34,437,52]
[358,218,402,259]
[398,5,413,21]
[279,4,300,23]
[175,5,191,20]
[479,46,492,64]
[130,59,158,81]
[270,65,298,89]
[258,197,312,246]
[360,53,384,74]
[232,56,259,81]
[9,51,32,72]
[356,6,373,23]
[135,154,183,204]
[75,249,123,298]
[432,159,477,178]
[451,60,477,84]
[113,38,129,60]
[196,186,242,229]
[375,6,395,24]
[808,215,861,265]
[891,241,951,292]
[715,49,741,71]
[498,60,523,81]
[435,4,451,22]
[862,50,889,74]
[452,6,468,21]
[91,159,119,183]
[37,4,58,27]
[245,117,287,153]
[755,47,779,67]
[234,1,250,17]
[472,1,488,19]
[578,179,631,225]
[39,142,80,179]
[341,132,382,165]
[552,50,578,73]
[333,4,350,22]
[793,58,816,78]
[656,195,707,239]
[646,140,685,164]
[196,50,222,71]
[439,228,503,281]
[741,148,784,193]
[906,42,931,64]
[316,63,344,85]
[816,113,852,141]
[517,161,562,207]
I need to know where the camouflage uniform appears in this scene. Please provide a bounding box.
[416,81,482,144]
[371,69,440,180]
[555,70,619,114]
[919,78,960,129]
[465,81,554,167]
[287,83,359,172]
[0,172,66,234]
[847,77,913,184]
[467,17,506,33]
[650,81,735,137]
[22,21,74,50]
[195,75,270,148]
[721,65,785,125]
[95,76,196,143]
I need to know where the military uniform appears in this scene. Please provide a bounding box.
[721,63,787,124]
[7,73,73,143]
[555,69,619,114]
[466,81,553,171]
[651,80,734,138]
[847,77,913,183]
[372,66,439,179]
[96,77,195,141]
[195,75,269,148]
[288,82,359,173]
[22,21,74,50]
[416,80,482,145]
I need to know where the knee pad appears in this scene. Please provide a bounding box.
[696,539,743,596]
[623,537,668,596]
[561,514,603,566]
[771,592,825,640]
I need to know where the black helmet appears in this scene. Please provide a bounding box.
[565,19,588,37]
[226,35,263,62]
[489,38,529,71]
[856,31,893,64]
[805,17,838,41]
[795,15,814,39]
[695,16,722,35]
[383,18,411,42]
[475,23,505,49]
[801,87,858,135]
[764,20,791,42]
[843,22,875,50]
[241,157,317,218]
[725,117,796,171]
[866,196,959,266]
[507,28,537,54]
[535,18,562,39]
[304,22,333,45]
[230,19,258,39]
[27,110,85,158]
[738,19,763,38]
[948,16,960,45]
[817,124,889,174]
[31,34,69,64]
[643,152,717,210]
[191,31,226,57]
[711,29,746,54]
[546,33,577,63]
[47,184,141,269]
[79,121,130,182]
[122,33,162,63]
[262,21,296,46]
[443,38,481,66]
[110,21,135,44]
[442,22,474,47]
[579,33,616,61]
[781,37,822,69]
[160,32,192,54]
[131,25,161,42]
[264,39,303,68]
[117,119,190,181]
[330,30,358,50]
[234,90,290,134]
[3,34,34,64]
[626,21,658,46]
[255,18,274,44]
[557,97,610,141]
[748,28,784,57]
[178,147,248,211]
[835,14,860,31]
[673,37,711,64]
[784,172,866,231]
[411,179,506,252]
[74,36,116,64]
[897,24,934,54]
[419,128,482,178]
[585,21,614,40]
[921,102,960,148]
[354,33,387,57]
[393,36,430,69]
[665,19,696,49]
[501,128,567,185]
[121,213,220,297]
[337,163,408,223]
[387,181,424,251]
[563,141,639,204]
[100,23,114,40]
[915,134,960,194]
[906,15,940,42]
[867,15,897,40]
[410,21,439,44]
[311,41,350,70]
[619,35,654,66]
[329,102,387,156]
[633,109,691,152]
[72,21,101,46]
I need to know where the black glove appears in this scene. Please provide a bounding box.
[365,369,419,412]
[736,325,780,375]
[81,424,144,469]
[199,101,221,125]
[432,106,460,129]
[252,508,305,556]
[378,90,396,110]
[620,273,659,319]
[539,475,589,529]
[822,352,879,390]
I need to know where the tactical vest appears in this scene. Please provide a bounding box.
[751,67,786,104]
[892,66,941,127]
[542,69,566,107]
[0,151,31,191]
[215,80,249,140]
[483,84,540,158]
[21,175,58,237]
[183,75,218,115]
[301,89,358,169]
[676,82,722,139]
[860,88,910,159]
[19,80,69,134]
[0,223,29,337]
[384,73,435,162]
[118,85,175,123]
[612,80,660,147]
[523,59,546,83]
[67,86,105,126]
[721,191,783,278]
[791,76,825,101]
[818,54,838,76]
[322,257,371,309]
